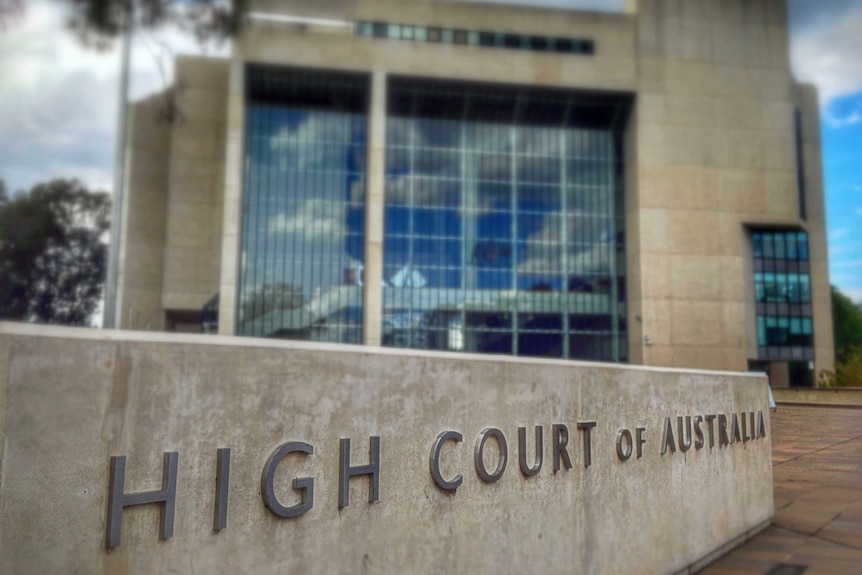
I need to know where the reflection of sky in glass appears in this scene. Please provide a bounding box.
[752,230,814,361]
[382,82,628,361]
[239,103,366,343]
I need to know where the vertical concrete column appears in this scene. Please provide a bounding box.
[363,70,386,347]
[217,55,245,335]
[798,85,835,378]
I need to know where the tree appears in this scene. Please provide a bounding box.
[832,286,862,364]
[818,286,862,388]
[0,179,110,326]
[63,0,248,47]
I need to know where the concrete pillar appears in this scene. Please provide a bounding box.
[217,56,245,335]
[363,70,386,346]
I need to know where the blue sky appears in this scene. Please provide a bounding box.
[0,0,860,301]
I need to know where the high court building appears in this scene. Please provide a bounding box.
[113,0,834,386]
[1,1,824,571]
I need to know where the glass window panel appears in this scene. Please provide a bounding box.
[800,275,810,303]
[503,34,522,49]
[753,232,763,258]
[241,67,368,344]
[774,233,786,260]
[383,77,627,362]
[762,234,774,258]
[555,38,573,53]
[441,29,454,43]
[786,233,798,260]
[415,27,428,42]
[798,232,809,261]
[401,25,414,40]
[519,333,563,358]
[466,312,513,329]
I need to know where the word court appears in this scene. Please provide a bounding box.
[105,411,766,549]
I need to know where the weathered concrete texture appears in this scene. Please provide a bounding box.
[162,57,229,315]
[0,323,773,574]
[116,93,171,331]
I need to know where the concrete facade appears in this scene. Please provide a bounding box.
[0,322,773,574]
[113,0,833,380]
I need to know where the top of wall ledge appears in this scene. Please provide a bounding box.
[0,321,765,380]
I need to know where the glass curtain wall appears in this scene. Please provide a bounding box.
[382,77,630,361]
[752,230,814,361]
[238,65,368,343]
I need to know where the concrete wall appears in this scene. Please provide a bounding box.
[795,84,835,376]
[633,0,800,371]
[0,322,773,574]
[162,57,229,315]
[117,93,171,331]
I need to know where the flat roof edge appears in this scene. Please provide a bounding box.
[0,321,764,380]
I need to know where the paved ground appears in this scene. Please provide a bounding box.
[701,405,862,575]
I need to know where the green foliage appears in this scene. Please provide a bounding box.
[819,286,862,388]
[63,0,249,47]
[0,179,110,326]
[832,286,862,364]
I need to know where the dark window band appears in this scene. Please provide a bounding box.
[356,20,595,56]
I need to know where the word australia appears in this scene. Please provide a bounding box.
[661,411,767,455]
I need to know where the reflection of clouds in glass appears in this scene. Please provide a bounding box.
[518,212,614,274]
[268,199,347,238]
[262,111,362,173]
[387,120,614,216]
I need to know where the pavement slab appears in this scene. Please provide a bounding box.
[700,406,862,575]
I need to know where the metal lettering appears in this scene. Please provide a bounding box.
[430,431,463,492]
[214,448,230,531]
[677,416,692,453]
[552,424,573,473]
[518,426,543,477]
[475,428,508,483]
[730,413,742,444]
[750,412,757,440]
[261,442,315,518]
[105,452,178,550]
[616,428,633,461]
[338,437,380,508]
[704,414,716,448]
[636,427,646,459]
[741,411,750,442]
[661,417,676,455]
[577,422,597,468]
[718,414,730,447]
[693,416,705,450]
[758,411,766,439]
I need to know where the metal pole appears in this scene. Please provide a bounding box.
[103,2,133,329]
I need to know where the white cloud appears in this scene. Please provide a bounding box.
[825,110,862,129]
[268,200,347,238]
[0,0,227,195]
[790,0,862,106]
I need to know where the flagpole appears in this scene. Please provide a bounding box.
[103,1,133,329]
